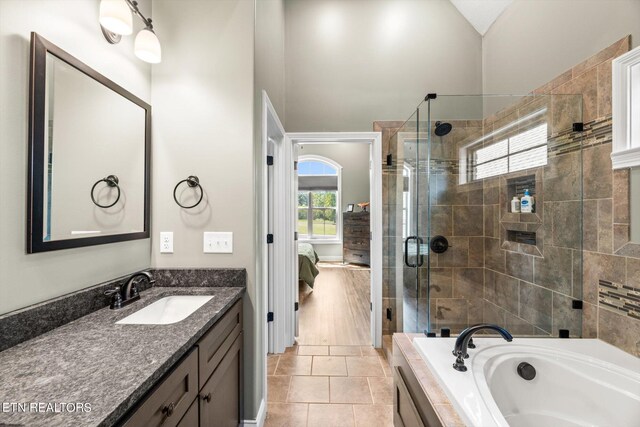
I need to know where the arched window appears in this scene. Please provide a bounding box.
[297,155,342,241]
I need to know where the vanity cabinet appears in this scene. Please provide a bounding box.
[123,349,199,427]
[121,300,243,427]
[177,401,199,427]
[199,333,242,427]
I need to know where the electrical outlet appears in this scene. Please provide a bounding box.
[204,232,233,253]
[160,232,173,253]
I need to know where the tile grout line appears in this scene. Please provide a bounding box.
[273,355,281,375]
[352,404,357,426]
[285,375,292,405]
[366,377,375,406]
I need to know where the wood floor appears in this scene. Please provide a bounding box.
[298,263,371,346]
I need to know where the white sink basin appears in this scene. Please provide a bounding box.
[116,295,214,325]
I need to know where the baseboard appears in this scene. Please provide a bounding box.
[318,255,343,262]
[242,399,266,426]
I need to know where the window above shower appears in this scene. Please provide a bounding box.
[471,123,548,180]
[460,109,549,183]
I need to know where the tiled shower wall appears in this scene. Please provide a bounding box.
[530,36,640,356]
[376,36,640,357]
[475,96,584,338]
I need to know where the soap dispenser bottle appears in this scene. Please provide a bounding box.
[511,196,521,213]
[520,189,534,213]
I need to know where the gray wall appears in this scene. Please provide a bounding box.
[151,0,261,421]
[0,0,151,316]
[298,143,371,259]
[284,0,483,132]
[254,0,286,420]
[483,0,640,94]
[256,0,286,122]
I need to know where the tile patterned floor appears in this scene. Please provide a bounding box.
[265,345,394,427]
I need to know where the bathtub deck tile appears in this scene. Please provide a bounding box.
[434,404,466,427]
[393,333,466,426]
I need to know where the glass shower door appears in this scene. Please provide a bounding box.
[385,93,584,339]
[384,107,431,334]
[420,94,584,337]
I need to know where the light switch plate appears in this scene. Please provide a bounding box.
[204,232,233,254]
[160,232,173,253]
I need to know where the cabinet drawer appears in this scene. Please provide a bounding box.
[123,349,198,427]
[196,300,242,385]
[199,333,242,427]
[344,240,370,250]
[344,225,370,236]
[176,399,198,427]
[344,249,370,265]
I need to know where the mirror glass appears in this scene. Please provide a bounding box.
[29,33,150,253]
[43,54,146,241]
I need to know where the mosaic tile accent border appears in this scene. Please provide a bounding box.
[599,279,640,321]
[548,116,612,157]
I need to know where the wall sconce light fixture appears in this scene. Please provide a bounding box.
[99,0,161,64]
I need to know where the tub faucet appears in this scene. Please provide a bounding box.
[452,324,513,372]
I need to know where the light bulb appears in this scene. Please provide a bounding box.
[99,0,133,35]
[135,28,162,63]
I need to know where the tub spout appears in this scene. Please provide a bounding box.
[452,324,513,372]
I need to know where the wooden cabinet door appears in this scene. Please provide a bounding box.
[196,300,242,386]
[199,333,242,427]
[176,399,199,427]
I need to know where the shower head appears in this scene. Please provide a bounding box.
[434,121,452,137]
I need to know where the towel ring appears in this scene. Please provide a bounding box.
[173,175,203,209]
[90,175,121,208]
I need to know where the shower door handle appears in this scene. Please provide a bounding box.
[416,236,424,267]
[404,236,422,268]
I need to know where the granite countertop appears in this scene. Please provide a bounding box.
[0,286,244,427]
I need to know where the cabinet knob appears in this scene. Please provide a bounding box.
[202,392,212,403]
[162,402,175,418]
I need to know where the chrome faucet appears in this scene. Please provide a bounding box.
[105,271,155,309]
[452,324,513,372]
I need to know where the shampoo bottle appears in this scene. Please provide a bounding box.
[511,196,521,213]
[520,189,534,213]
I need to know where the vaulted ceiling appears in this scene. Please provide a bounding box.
[449,0,513,36]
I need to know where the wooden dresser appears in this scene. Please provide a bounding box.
[343,211,370,266]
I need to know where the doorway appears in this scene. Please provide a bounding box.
[284,134,382,351]
[295,145,372,346]
[261,92,382,354]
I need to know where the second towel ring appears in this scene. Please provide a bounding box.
[91,175,121,208]
[173,175,203,209]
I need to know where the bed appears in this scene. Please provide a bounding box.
[298,242,320,288]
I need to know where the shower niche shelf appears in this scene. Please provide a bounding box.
[499,170,544,257]
[501,173,541,224]
[507,230,537,245]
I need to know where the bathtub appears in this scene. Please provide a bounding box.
[413,338,640,427]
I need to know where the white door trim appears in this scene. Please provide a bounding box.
[262,91,287,353]
[284,132,383,348]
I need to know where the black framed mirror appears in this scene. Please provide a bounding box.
[27,33,151,253]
